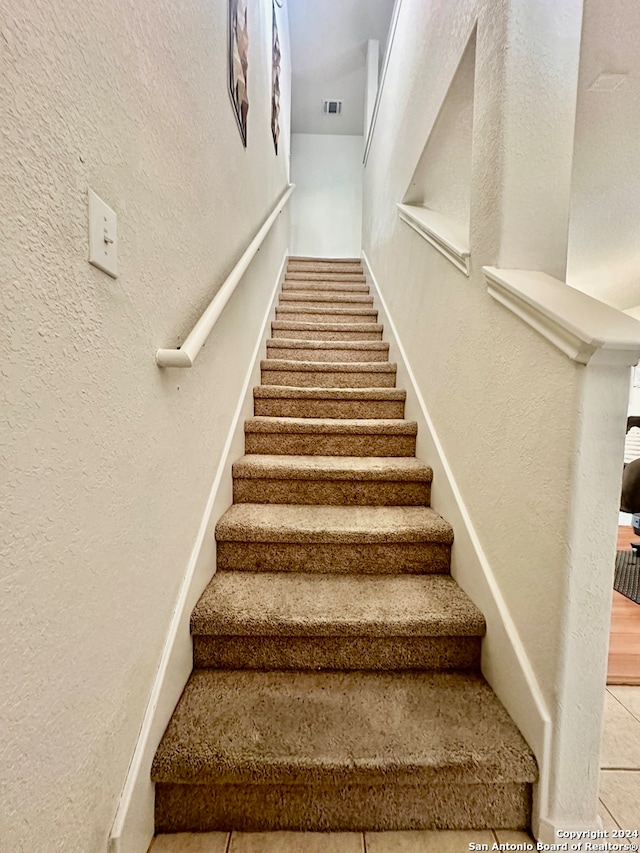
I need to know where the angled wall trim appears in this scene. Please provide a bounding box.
[397,203,470,275]
[485,266,640,367]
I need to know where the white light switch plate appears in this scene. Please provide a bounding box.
[88,189,118,278]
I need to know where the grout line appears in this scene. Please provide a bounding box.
[609,686,640,725]
[225,831,232,853]
[599,798,622,829]
[491,829,500,844]
[361,831,367,853]
[605,688,640,732]
[601,766,640,771]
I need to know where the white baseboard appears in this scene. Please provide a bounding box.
[361,250,552,839]
[107,250,288,853]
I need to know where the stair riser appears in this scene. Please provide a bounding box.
[155,782,531,833]
[260,368,396,388]
[275,309,378,323]
[193,635,480,670]
[282,281,369,293]
[244,433,416,457]
[253,398,405,419]
[233,478,430,506]
[279,296,374,309]
[271,326,383,341]
[266,344,389,363]
[215,541,452,574]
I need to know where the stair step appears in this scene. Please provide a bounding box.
[152,258,538,836]
[282,280,370,293]
[287,261,364,275]
[285,271,367,283]
[253,387,405,420]
[192,572,484,670]
[275,306,378,323]
[288,258,362,272]
[244,417,417,456]
[279,292,374,309]
[289,255,361,263]
[232,454,431,505]
[152,669,537,832]
[271,320,383,341]
[215,503,453,573]
[266,339,389,363]
[261,359,396,388]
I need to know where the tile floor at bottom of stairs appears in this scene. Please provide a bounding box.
[150,829,534,852]
[151,685,640,852]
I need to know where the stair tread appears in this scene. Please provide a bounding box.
[267,339,388,351]
[261,359,395,372]
[272,321,382,332]
[245,416,416,434]
[289,256,362,262]
[151,670,537,786]
[215,503,453,544]
[254,386,405,400]
[267,338,389,352]
[287,267,363,273]
[233,454,431,481]
[285,272,367,281]
[276,306,377,316]
[282,281,370,292]
[192,572,484,637]
[280,293,373,304]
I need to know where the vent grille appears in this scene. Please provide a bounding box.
[322,100,343,115]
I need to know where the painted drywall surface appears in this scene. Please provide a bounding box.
[363,0,625,833]
[364,40,380,138]
[0,0,290,850]
[403,28,475,233]
[290,133,363,257]
[566,0,640,310]
[499,0,583,279]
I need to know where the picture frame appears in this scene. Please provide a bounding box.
[271,1,281,154]
[228,0,249,146]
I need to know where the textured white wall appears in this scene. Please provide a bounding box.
[290,133,363,257]
[567,0,640,310]
[0,1,290,851]
[362,0,625,837]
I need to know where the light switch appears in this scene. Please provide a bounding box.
[88,189,118,278]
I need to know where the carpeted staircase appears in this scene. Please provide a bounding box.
[151,257,538,832]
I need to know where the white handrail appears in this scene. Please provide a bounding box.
[156,183,295,368]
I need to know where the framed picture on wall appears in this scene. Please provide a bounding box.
[229,0,249,146]
[271,1,281,154]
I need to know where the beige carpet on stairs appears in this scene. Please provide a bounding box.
[151,256,538,833]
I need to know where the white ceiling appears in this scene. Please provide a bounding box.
[288,0,395,136]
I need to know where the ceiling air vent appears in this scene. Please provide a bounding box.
[322,99,343,115]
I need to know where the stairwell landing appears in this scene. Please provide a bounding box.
[151,257,537,832]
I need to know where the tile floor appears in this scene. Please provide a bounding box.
[150,686,640,853]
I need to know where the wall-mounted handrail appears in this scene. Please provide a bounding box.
[156,183,295,368]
